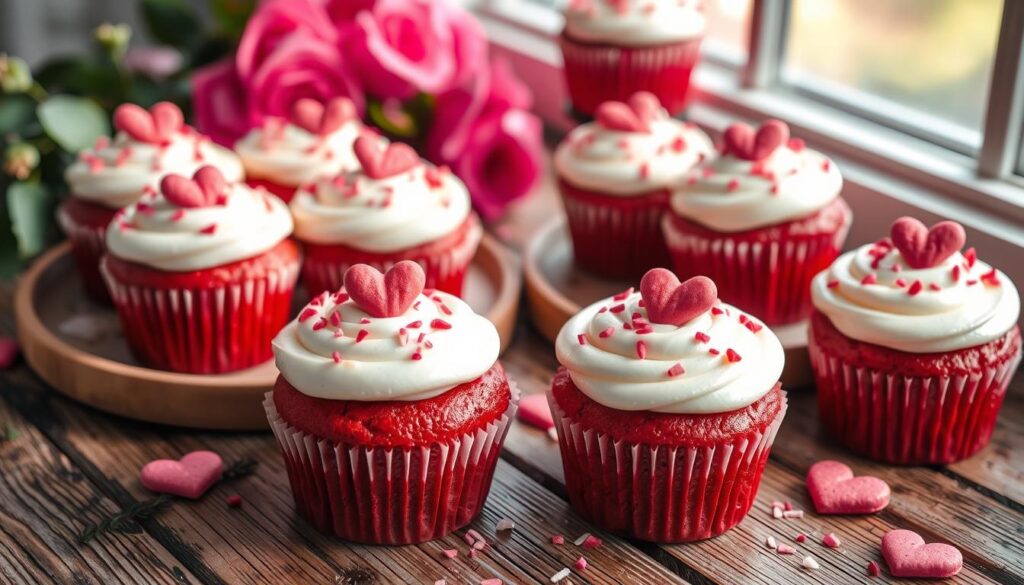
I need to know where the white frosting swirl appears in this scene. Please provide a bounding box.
[555,115,714,196]
[106,183,293,271]
[235,120,361,188]
[564,0,705,46]
[811,242,1020,353]
[669,145,842,232]
[65,130,244,209]
[273,289,500,401]
[290,165,471,252]
[555,291,784,414]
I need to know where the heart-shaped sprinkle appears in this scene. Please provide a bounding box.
[517,394,555,430]
[291,97,357,136]
[140,451,223,499]
[881,529,963,578]
[344,261,426,318]
[640,269,717,326]
[160,166,228,209]
[595,91,663,133]
[723,119,789,161]
[113,102,184,145]
[806,460,890,514]
[890,217,966,269]
[353,135,420,180]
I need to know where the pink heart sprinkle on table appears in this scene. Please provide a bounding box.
[882,529,963,578]
[807,460,890,514]
[140,451,223,499]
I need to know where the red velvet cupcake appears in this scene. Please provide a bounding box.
[560,0,704,116]
[266,261,516,543]
[60,102,243,303]
[554,92,713,279]
[235,98,362,203]
[809,217,1021,465]
[550,269,787,542]
[663,119,852,325]
[290,134,482,297]
[101,166,298,374]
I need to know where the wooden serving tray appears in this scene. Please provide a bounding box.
[14,235,521,430]
[524,217,813,387]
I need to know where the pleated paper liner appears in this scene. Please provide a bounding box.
[57,203,113,303]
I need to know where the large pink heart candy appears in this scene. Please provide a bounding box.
[890,216,966,269]
[594,92,662,133]
[806,460,890,514]
[113,102,184,144]
[291,97,356,136]
[640,269,717,326]
[353,135,420,180]
[344,261,426,318]
[160,166,227,208]
[882,529,963,578]
[723,119,789,161]
[140,451,223,499]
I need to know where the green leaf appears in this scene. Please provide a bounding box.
[140,0,202,50]
[6,181,51,258]
[211,0,257,39]
[0,95,35,134]
[37,96,109,153]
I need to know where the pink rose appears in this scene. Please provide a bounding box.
[321,0,377,29]
[235,0,337,82]
[191,58,250,146]
[348,0,487,99]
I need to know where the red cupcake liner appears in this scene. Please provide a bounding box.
[264,382,519,544]
[559,178,671,279]
[809,326,1021,465]
[559,35,701,117]
[662,200,852,325]
[547,390,787,543]
[246,178,299,203]
[57,202,114,304]
[101,258,300,374]
[300,216,482,298]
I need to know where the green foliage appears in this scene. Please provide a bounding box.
[211,0,257,40]
[139,0,202,50]
[37,96,110,153]
[0,95,36,134]
[6,181,52,259]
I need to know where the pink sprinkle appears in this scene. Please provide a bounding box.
[406,320,423,329]
[894,278,907,288]
[928,282,942,291]
[770,184,780,195]
[639,163,650,179]
[298,308,317,322]
[574,557,588,571]
[439,303,453,315]
[115,147,132,166]
[907,280,923,295]
[777,544,796,555]
[795,533,806,543]
[170,209,185,222]
[199,223,217,235]
[612,287,634,301]
[582,535,603,549]
[331,351,342,363]
[417,332,426,343]
[356,329,369,343]
[861,273,877,285]
[951,264,961,282]
[359,317,371,324]
[965,247,977,268]
[636,341,647,359]
[430,319,452,330]
[726,178,740,192]
[551,534,565,545]
[334,292,350,304]
[599,327,615,338]
[744,320,763,333]
[517,394,554,431]
[725,349,742,363]
[822,160,831,171]
[609,304,626,314]
[671,136,686,152]
[411,352,422,361]
[788,138,806,151]
[711,307,725,316]
[329,311,342,327]
[967,279,978,286]
[867,561,881,577]
[981,268,1000,286]
[93,135,110,150]
[827,280,839,289]
[708,348,721,356]
[472,539,487,551]
[226,494,242,508]
[634,326,654,335]
[597,306,608,314]
[0,338,19,369]
[891,263,902,273]
[784,501,793,511]
[467,529,485,544]
[702,167,715,178]
[694,331,711,343]
[667,363,685,377]
[442,549,458,559]
[312,318,327,331]
[822,533,841,548]
[577,334,586,346]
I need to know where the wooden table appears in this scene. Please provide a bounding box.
[1,183,1022,585]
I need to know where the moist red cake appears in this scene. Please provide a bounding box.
[57,198,119,302]
[246,178,298,203]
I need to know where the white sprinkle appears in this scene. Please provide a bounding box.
[496,518,515,532]
[764,536,777,549]
[574,532,592,546]
[802,556,820,570]
[550,568,571,583]
[772,507,783,519]
[782,510,804,519]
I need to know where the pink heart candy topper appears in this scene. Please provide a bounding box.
[353,135,421,180]
[722,119,789,161]
[882,529,963,578]
[291,97,357,136]
[594,91,662,133]
[139,450,223,499]
[806,460,890,515]
[113,102,184,145]
[343,261,426,318]
[640,269,717,326]
[160,166,228,209]
[890,216,966,269]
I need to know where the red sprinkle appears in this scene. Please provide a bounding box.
[928,283,942,291]
[298,308,317,322]
[895,278,907,288]
[726,348,742,363]
[795,533,806,543]
[639,163,650,179]
[822,533,841,548]
[598,327,615,338]
[406,320,423,329]
[784,502,792,511]
[612,287,634,301]
[311,318,327,331]
[331,351,342,363]
[574,557,588,571]
[199,223,217,235]
[726,178,740,192]
[861,273,877,285]
[582,535,603,549]
[822,160,831,171]
[609,304,626,314]
[951,264,961,282]
[744,320,763,333]
[671,136,686,152]
[981,268,1000,286]
[695,331,711,343]
[708,348,721,356]
[442,549,458,559]
[226,494,242,508]
[411,352,422,361]
[430,319,452,330]
[667,363,685,377]
[867,561,881,577]
[355,329,369,343]
[329,311,342,327]
[826,280,840,289]
[577,334,586,346]
[551,535,565,545]
[907,280,923,296]
[964,247,977,268]
[636,341,647,359]
[788,138,806,152]
[711,307,725,316]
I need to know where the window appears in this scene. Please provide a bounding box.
[703,0,752,65]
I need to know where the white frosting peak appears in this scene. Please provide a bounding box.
[235,118,361,188]
[564,0,705,46]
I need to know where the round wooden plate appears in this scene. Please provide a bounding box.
[14,235,521,430]
[524,217,813,387]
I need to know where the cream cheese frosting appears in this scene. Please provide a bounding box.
[555,107,714,196]
[670,138,842,232]
[105,178,293,272]
[555,289,784,414]
[811,239,1020,353]
[235,118,361,188]
[564,0,705,46]
[290,164,472,252]
[273,288,500,401]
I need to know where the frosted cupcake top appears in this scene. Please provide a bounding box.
[812,217,1019,353]
[273,261,500,401]
[289,134,472,252]
[554,92,714,196]
[555,269,784,414]
[106,166,292,271]
[564,0,705,46]
[670,120,842,232]
[235,97,361,188]
[65,102,243,209]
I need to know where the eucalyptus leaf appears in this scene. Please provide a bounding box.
[6,181,51,258]
[0,95,35,134]
[140,0,202,50]
[211,0,256,39]
[37,96,109,153]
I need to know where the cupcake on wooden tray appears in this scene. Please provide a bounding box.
[810,217,1021,464]
[61,102,243,302]
[549,268,787,542]
[234,97,362,203]
[289,133,482,297]
[266,261,517,544]
[554,92,714,279]
[663,119,852,325]
[101,165,298,374]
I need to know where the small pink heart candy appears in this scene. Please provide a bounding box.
[882,529,963,578]
[150,101,184,141]
[806,460,890,514]
[160,174,207,209]
[640,269,717,326]
[344,261,426,318]
[113,102,183,144]
[292,97,356,136]
[890,217,966,269]
[193,166,227,204]
[595,101,649,133]
[353,135,420,180]
[627,91,662,126]
[140,451,223,499]
[723,119,789,161]
[517,394,554,431]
